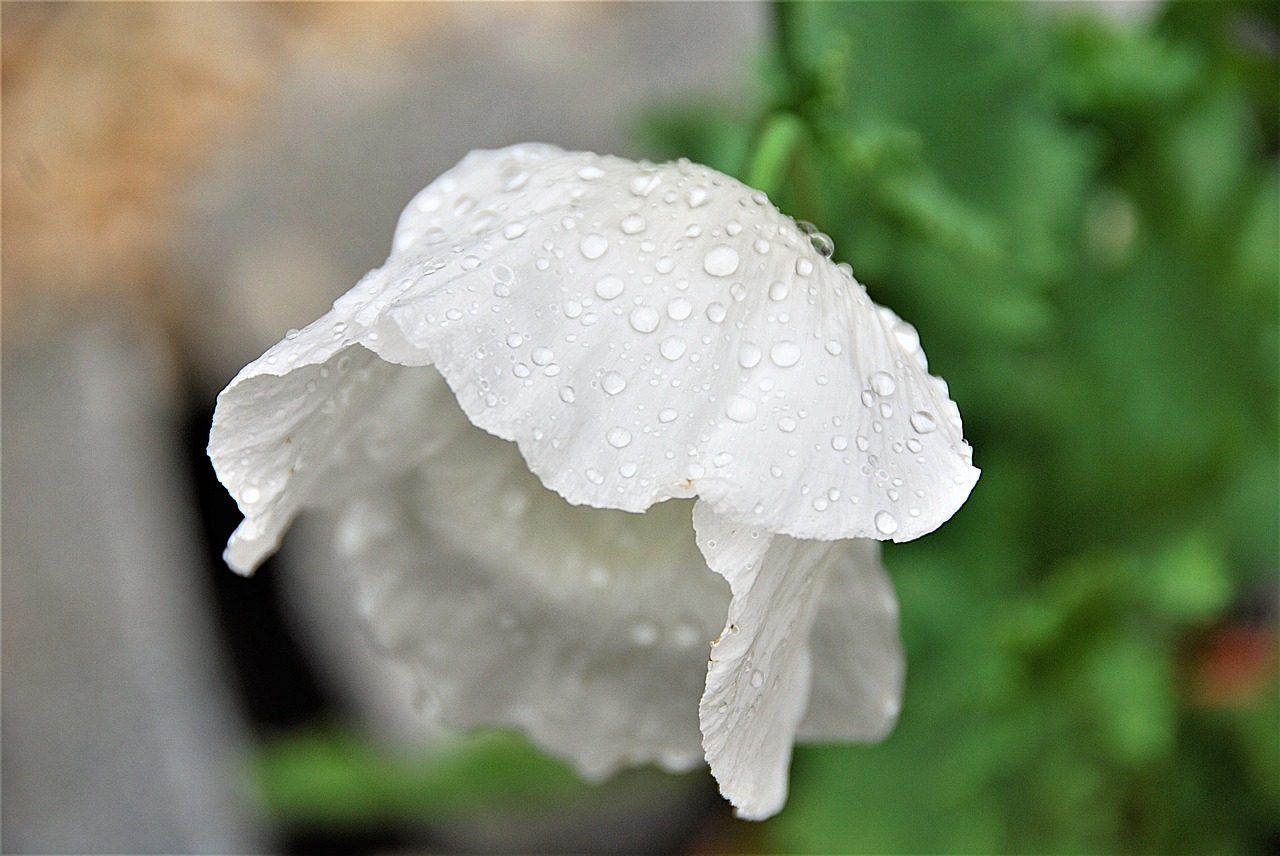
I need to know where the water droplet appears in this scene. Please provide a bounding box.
[795,258,814,276]
[655,256,675,274]
[870,372,897,396]
[658,407,678,423]
[621,213,646,234]
[531,347,554,366]
[754,238,771,254]
[493,282,511,297]
[726,395,758,423]
[629,306,660,333]
[667,297,692,321]
[768,282,789,301]
[502,170,530,191]
[602,371,626,395]
[706,302,728,323]
[242,486,261,504]
[703,245,740,277]
[660,336,687,360]
[506,333,524,348]
[875,511,899,536]
[856,435,870,451]
[559,386,575,403]
[809,231,834,257]
[563,300,583,319]
[750,671,765,688]
[595,275,625,300]
[620,461,638,478]
[770,341,801,367]
[513,363,531,378]
[461,255,482,270]
[630,171,661,197]
[607,427,633,448]
[812,497,829,512]
[910,411,938,434]
[578,164,605,180]
[825,340,842,356]
[738,343,762,369]
[585,468,605,485]
[687,186,710,207]
[630,621,660,647]
[832,434,849,451]
[778,416,797,433]
[580,233,609,260]
[880,402,894,419]
[503,222,527,239]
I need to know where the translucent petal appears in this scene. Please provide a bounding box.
[340,144,977,543]
[692,501,881,820]
[335,386,730,779]
[796,539,904,741]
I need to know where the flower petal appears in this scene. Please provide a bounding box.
[343,144,977,543]
[796,538,904,741]
[334,372,730,779]
[692,501,893,820]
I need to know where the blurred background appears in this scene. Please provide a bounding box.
[2,2,1276,853]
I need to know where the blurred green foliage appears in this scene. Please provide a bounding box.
[257,2,1277,852]
[639,1,1277,852]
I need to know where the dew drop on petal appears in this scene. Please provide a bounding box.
[559,386,576,403]
[506,333,524,348]
[595,275,625,300]
[754,238,771,255]
[630,172,661,197]
[870,371,897,396]
[795,258,814,276]
[703,245,740,277]
[655,256,676,274]
[667,297,692,321]
[910,410,938,434]
[832,434,849,451]
[875,511,900,536]
[461,255,482,271]
[585,468,605,485]
[706,302,728,323]
[242,486,261,505]
[750,671,765,688]
[768,282,789,301]
[658,407,678,423]
[660,336,687,360]
[770,341,801,368]
[825,340,842,356]
[563,300,583,319]
[725,395,758,423]
[629,306,660,334]
[687,186,710,208]
[620,213,647,234]
[578,164,606,180]
[513,363,531,378]
[580,233,609,260]
[531,347,554,366]
[602,371,626,395]
[607,427,633,448]
[778,416,797,433]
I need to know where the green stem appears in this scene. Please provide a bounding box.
[743,111,806,198]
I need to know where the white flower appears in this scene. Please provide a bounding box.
[209,143,979,819]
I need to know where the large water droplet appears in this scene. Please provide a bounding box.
[795,258,813,276]
[580,233,609,260]
[703,245,740,277]
[607,427,633,448]
[577,164,605,180]
[602,371,627,395]
[706,302,727,323]
[630,172,661,197]
[825,340,842,356]
[502,222,527,240]
[875,511,899,536]
[595,275,625,300]
[831,434,849,451]
[750,671,765,688]
[620,213,646,234]
[870,371,897,396]
[770,341,801,367]
[559,386,575,403]
[660,336,687,360]
[725,395,758,423]
[531,347,554,366]
[910,410,938,434]
[629,306,660,333]
[738,343,762,369]
[768,282,789,301]
[658,407,678,423]
[687,186,710,208]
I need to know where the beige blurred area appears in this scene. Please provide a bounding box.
[1,3,763,852]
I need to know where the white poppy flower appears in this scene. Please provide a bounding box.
[209,143,978,820]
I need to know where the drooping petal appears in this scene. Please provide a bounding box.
[208,319,455,573]
[796,538,903,741]
[691,502,897,820]
[341,144,977,543]
[334,369,730,779]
